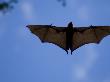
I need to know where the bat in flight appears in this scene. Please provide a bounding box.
[27,22,110,54]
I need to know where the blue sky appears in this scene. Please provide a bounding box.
[0,0,110,82]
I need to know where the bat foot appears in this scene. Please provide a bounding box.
[90,25,93,27]
[71,51,72,55]
[90,25,95,28]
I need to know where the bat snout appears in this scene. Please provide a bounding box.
[26,25,30,28]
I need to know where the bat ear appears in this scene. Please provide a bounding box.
[70,21,72,24]
[68,22,73,27]
[68,22,72,24]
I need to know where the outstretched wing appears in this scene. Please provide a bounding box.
[27,25,67,51]
[72,26,110,51]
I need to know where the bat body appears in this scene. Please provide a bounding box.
[66,22,74,54]
[27,22,110,54]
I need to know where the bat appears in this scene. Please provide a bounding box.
[27,22,110,54]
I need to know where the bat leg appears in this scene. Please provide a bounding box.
[66,50,68,54]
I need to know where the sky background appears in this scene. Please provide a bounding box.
[0,0,110,82]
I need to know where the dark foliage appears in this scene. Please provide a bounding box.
[0,0,66,14]
[0,0,17,13]
[57,0,66,7]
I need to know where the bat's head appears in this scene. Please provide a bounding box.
[68,22,73,28]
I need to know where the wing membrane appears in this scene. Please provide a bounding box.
[72,26,110,51]
[27,25,67,51]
